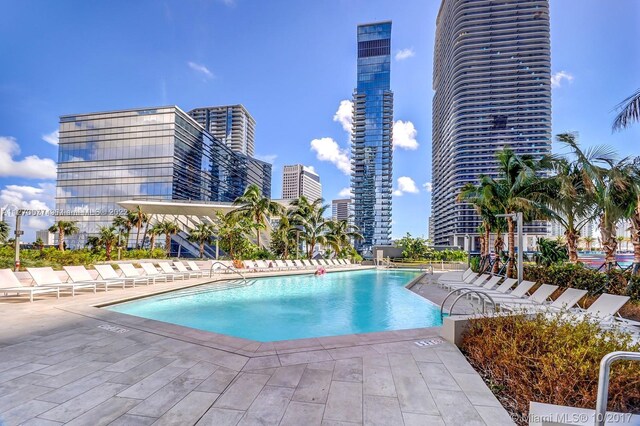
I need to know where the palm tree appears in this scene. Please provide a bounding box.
[458,182,496,269]
[155,221,179,256]
[543,134,615,262]
[292,202,330,258]
[217,213,254,259]
[147,222,164,250]
[271,214,297,259]
[112,214,134,250]
[583,236,595,251]
[476,149,552,278]
[187,223,217,258]
[325,220,363,257]
[0,220,9,244]
[97,226,119,260]
[48,221,79,251]
[288,196,325,256]
[612,89,640,131]
[232,184,283,248]
[131,206,148,249]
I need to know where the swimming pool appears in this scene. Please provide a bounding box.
[106,269,442,342]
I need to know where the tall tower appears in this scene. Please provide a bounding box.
[188,105,256,157]
[281,164,322,202]
[431,0,551,248]
[351,21,393,253]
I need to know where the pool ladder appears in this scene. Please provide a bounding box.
[209,261,246,281]
[440,288,497,321]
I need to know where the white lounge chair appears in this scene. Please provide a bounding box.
[64,266,125,291]
[438,268,474,282]
[255,259,277,271]
[578,294,630,322]
[502,288,588,312]
[27,267,96,296]
[95,264,150,286]
[438,271,479,288]
[442,273,490,290]
[174,261,203,279]
[491,284,559,306]
[118,263,158,284]
[0,269,59,302]
[187,261,213,277]
[470,279,535,300]
[158,262,189,280]
[139,263,173,282]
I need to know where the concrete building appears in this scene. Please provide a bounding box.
[281,165,322,202]
[188,105,256,157]
[55,106,271,248]
[351,21,394,252]
[35,229,55,246]
[332,199,352,222]
[431,0,552,249]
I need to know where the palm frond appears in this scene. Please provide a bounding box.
[612,89,640,132]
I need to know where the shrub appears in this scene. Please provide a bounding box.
[536,237,569,266]
[461,312,640,424]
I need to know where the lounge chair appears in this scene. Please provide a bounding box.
[441,273,490,290]
[274,260,291,270]
[284,260,301,270]
[458,277,517,298]
[438,271,479,288]
[438,268,473,282]
[174,261,203,279]
[491,284,559,306]
[188,261,214,277]
[309,259,321,267]
[502,288,588,312]
[139,263,173,282]
[578,294,630,322]
[95,264,150,286]
[158,262,189,280]
[118,263,158,284]
[64,266,126,291]
[449,275,502,291]
[27,267,96,296]
[469,279,536,302]
[0,269,59,302]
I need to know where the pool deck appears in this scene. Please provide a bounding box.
[0,268,514,425]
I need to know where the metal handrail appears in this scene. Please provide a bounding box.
[594,351,640,426]
[440,287,496,321]
[209,261,246,281]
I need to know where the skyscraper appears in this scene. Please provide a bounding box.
[431,0,551,248]
[332,199,352,222]
[55,106,271,248]
[281,164,322,201]
[188,105,256,156]
[351,21,393,252]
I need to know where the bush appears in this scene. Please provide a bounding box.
[536,237,569,266]
[461,312,640,424]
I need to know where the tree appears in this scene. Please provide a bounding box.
[112,214,134,249]
[270,214,297,259]
[396,233,429,260]
[217,212,255,259]
[97,226,119,260]
[612,89,640,131]
[232,184,283,248]
[458,182,498,268]
[475,149,552,278]
[131,206,148,249]
[583,236,595,251]
[187,223,217,258]
[155,221,179,256]
[33,237,44,253]
[48,221,79,251]
[0,220,9,244]
[288,196,326,257]
[147,222,164,250]
[292,201,330,258]
[325,220,363,257]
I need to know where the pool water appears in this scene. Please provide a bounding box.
[106,269,442,342]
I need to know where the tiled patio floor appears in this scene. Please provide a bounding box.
[0,270,514,425]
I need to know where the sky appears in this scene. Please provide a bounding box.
[0,0,639,241]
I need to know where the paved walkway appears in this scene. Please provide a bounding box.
[0,270,514,425]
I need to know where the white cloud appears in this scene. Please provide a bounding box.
[0,183,56,234]
[551,71,574,88]
[395,48,415,61]
[393,120,419,150]
[310,137,351,175]
[187,61,214,79]
[338,187,352,197]
[255,153,277,164]
[393,176,419,197]
[0,136,57,179]
[42,130,59,146]
[423,182,433,192]
[333,100,353,134]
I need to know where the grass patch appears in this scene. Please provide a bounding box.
[460,312,640,425]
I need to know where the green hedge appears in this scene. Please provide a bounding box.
[524,263,640,301]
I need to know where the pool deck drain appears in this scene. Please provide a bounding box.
[0,269,514,425]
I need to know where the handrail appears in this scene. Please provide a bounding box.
[209,261,246,281]
[594,351,640,426]
[440,287,496,321]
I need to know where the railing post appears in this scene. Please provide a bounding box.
[594,351,640,426]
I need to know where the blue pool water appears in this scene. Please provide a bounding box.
[106,269,442,342]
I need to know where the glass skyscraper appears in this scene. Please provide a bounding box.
[351,21,393,253]
[55,106,271,247]
[431,0,551,248]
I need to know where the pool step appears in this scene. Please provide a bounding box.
[153,279,257,301]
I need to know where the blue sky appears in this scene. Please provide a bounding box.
[0,0,639,241]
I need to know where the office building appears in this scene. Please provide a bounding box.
[281,165,322,201]
[351,21,394,252]
[55,106,271,247]
[188,105,256,156]
[332,199,352,222]
[35,229,55,246]
[431,0,551,248]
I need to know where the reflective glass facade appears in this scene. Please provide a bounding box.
[431,0,551,247]
[56,106,271,247]
[351,21,393,252]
